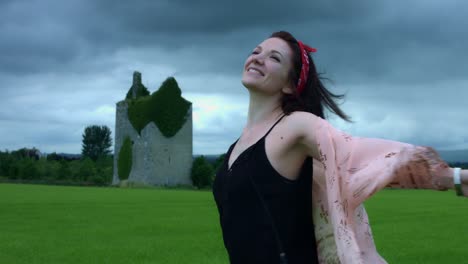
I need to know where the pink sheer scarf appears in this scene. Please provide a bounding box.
[310,116,451,263]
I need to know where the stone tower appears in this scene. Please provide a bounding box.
[131,71,141,99]
[112,73,193,186]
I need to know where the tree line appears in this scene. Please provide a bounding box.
[0,125,113,186]
[5,123,462,188]
[0,124,227,188]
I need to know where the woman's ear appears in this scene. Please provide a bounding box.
[281,85,294,94]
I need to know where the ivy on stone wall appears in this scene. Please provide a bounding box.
[127,77,191,138]
[118,136,132,180]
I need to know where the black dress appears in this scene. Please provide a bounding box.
[212,115,319,264]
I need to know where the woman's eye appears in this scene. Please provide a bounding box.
[271,56,280,62]
[251,51,260,55]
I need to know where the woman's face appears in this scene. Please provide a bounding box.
[241,37,294,95]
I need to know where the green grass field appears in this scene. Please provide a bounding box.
[1,183,467,263]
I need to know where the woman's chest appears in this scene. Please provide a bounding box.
[234,139,306,181]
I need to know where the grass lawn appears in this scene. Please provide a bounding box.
[365,189,468,263]
[0,183,467,263]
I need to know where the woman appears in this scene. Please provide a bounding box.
[212,31,468,264]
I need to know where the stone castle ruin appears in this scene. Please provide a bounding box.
[112,71,193,186]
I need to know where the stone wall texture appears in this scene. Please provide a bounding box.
[112,100,193,186]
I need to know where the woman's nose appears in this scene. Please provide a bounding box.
[252,54,264,65]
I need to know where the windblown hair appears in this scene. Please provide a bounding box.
[270,31,351,122]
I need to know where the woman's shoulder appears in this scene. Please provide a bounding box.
[281,111,322,138]
[284,111,322,127]
[287,111,320,119]
[280,111,322,160]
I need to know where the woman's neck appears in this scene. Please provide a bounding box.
[246,90,283,127]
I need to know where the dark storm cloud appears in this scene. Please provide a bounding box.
[2,0,467,83]
[95,0,466,86]
[0,1,382,74]
[86,0,372,34]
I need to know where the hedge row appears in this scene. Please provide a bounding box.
[0,151,113,186]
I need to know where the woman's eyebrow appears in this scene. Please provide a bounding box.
[253,46,283,58]
[271,50,284,58]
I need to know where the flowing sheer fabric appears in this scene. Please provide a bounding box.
[311,117,452,263]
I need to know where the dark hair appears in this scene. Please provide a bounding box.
[270,31,351,122]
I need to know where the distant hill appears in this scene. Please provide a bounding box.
[436,149,468,163]
[193,154,223,166]
[42,152,82,160]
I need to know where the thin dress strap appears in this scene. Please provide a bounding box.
[227,114,288,170]
[263,114,287,139]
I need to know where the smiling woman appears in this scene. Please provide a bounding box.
[211,31,468,264]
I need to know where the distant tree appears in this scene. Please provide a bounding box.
[18,158,40,180]
[8,161,19,179]
[57,160,71,180]
[449,162,468,169]
[46,152,63,161]
[191,156,214,189]
[81,125,112,161]
[44,160,61,180]
[0,151,13,177]
[11,147,40,160]
[35,158,49,180]
[213,154,226,173]
[76,158,96,182]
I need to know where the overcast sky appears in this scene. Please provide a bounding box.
[1,0,467,155]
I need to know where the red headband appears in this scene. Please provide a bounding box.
[296,41,317,94]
